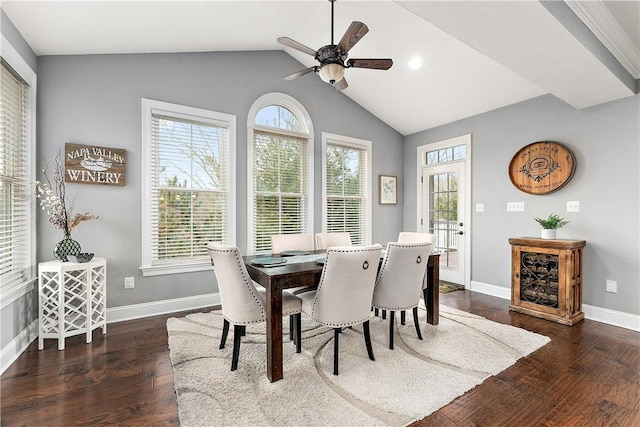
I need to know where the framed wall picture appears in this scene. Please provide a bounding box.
[379,175,397,205]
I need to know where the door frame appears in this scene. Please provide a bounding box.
[416,134,472,287]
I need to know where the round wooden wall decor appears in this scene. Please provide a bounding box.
[508,141,576,194]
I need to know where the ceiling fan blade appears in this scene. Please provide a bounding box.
[347,58,393,70]
[337,21,369,53]
[283,67,317,80]
[334,77,348,91]
[277,37,317,57]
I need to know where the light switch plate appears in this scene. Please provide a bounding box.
[567,201,580,212]
[605,280,617,293]
[507,202,524,212]
[124,277,135,289]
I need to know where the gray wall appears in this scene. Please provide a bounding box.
[1,10,39,351]
[1,9,37,72]
[404,94,640,316]
[36,51,404,310]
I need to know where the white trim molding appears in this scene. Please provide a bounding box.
[1,320,38,375]
[417,134,472,288]
[140,98,236,276]
[469,280,512,300]
[566,0,640,79]
[106,293,220,324]
[583,304,640,332]
[0,35,38,308]
[469,280,640,332]
[321,132,373,244]
[246,92,314,254]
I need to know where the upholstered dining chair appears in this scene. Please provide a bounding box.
[397,232,436,251]
[397,231,437,324]
[271,233,314,254]
[372,242,431,349]
[314,232,352,250]
[207,242,303,371]
[298,244,383,375]
[270,233,316,340]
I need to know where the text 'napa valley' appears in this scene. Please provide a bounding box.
[65,143,126,186]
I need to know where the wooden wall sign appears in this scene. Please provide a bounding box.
[65,143,126,186]
[508,141,576,194]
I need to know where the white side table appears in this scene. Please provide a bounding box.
[38,257,107,350]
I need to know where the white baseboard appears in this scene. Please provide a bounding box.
[469,280,640,332]
[469,280,511,300]
[1,319,38,375]
[107,293,221,323]
[583,304,640,332]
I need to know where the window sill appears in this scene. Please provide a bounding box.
[140,263,213,277]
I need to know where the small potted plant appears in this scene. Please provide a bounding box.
[534,213,569,239]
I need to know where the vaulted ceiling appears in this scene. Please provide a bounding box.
[2,0,638,136]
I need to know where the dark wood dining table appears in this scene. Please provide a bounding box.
[243,250,441,382]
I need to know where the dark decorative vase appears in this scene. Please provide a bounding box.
[53,234,81,262]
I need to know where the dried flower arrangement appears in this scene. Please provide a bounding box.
[35,149,98,236]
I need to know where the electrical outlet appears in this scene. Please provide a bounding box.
[507,202,524,212]
[476,203,485,212]
[605,279,617,293]
[124,277,135,289]
[567,201,580,212]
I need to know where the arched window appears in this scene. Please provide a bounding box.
[247,93,314,254]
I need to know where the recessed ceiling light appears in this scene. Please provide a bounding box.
[408,57,422,70]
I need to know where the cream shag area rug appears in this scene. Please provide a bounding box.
[167,305,549,426]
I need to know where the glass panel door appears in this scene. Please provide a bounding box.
[423,163,465,284]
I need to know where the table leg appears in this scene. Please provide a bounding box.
[426,255,440,325]
[265,282,284,382]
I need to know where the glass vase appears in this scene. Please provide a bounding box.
[53,234,82,262]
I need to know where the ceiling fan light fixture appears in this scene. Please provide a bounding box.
[318,63,345,84]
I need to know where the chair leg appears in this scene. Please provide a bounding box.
[289,316,294,341]
[295,313,302,353]
[219,319,229,349]
[231,324,243,371]
[374,308,379,317]
[333,328,340,375]
[363,320,375,361]
[423,288,429,324]
[413,307,423,340]
[382,310,387,320]
[389,311,395,349]
[400,310,406,325]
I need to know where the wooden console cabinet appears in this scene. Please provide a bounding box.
[509,238,586,326]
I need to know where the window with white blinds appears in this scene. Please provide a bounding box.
[322,133,371,245]
[0,52,36,306]
[141,99,235,276]
[247,94,313,254]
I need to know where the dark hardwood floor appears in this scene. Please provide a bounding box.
[1,290,638,426]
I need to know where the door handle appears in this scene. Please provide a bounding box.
[458,231,464,235]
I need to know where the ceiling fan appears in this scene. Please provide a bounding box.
[277,0,393,91]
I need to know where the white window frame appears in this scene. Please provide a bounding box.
[321,132,372,245]
[141,99,236,276]
[246,93,314,255]
[0,36,37,309]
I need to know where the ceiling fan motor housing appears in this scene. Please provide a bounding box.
[315,45,347,67]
